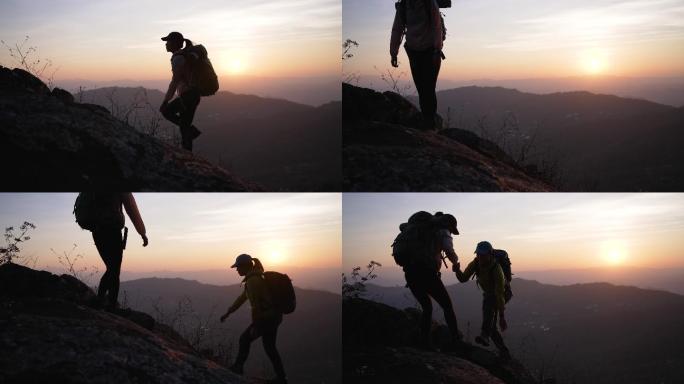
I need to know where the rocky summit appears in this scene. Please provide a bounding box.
[0,66,258,191]
[0,263,252,384]
[343,83,553,191]
[343,297,539,384]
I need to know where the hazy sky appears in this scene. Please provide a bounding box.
[343,193,684,286]
[0,193,341,275]
[343,0,684,84]
[0,0,340,80]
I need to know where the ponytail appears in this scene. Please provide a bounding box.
[252,258,264,273]
[184,38,194,48]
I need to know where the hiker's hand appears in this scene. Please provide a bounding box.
[391,55,398,68]
[159,101,167,113]
[141,235,149,247]
[499,315,508,331]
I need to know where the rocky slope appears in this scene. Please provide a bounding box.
[0,263,251,384]
[0,66,257,191]
[343,83,554,191]
[344,297,539,384]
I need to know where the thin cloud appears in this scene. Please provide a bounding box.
[488,0,684,51]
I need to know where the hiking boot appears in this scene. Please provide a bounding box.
[229,363,244,375]
[475,335,490,347]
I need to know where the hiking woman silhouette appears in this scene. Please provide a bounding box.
[221,254,287,384]
[160,31,202,151]
[76,192,148,311]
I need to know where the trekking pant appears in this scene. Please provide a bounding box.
[405,268,460,345]
[235,314,286,380]
[406,46,442,127]
[92,226,124,306]
[482,294,509,354]
[160,88,201,151]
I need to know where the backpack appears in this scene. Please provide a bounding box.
[263,271,296,314]
[175,44,219,96]
[473,249,513,303]
[396,0,449,42]
[391,211,440,268]
[73,192,125,231]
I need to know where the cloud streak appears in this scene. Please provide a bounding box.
[488,0,684,51]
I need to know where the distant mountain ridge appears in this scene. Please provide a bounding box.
[425,85,684,191]
[78,86,341,191]
[437,76,684,107]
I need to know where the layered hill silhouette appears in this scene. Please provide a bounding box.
[0,66,257,191]
[362,278,684,384]
[0,263,253,384]
[342,83,553,191]
[344,297,538,384]
[119,277,341,384]
[431,86,684,191]
[77,86,341,191]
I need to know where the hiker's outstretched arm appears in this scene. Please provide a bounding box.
[226,291,247,315]
[390,7,406,59]
[431,0,443,51]
[455,259,474,282]
[122,193,146,238]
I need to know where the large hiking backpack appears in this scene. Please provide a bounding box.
[263,271,296,314]
[176,44,219,96]
[73,192,125,231]
[396,0,449,42]
[473,249,514,303]
[391,211,440,268]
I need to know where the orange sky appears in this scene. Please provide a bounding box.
[343,193,684,285]
[0,0,340,81]
[0,193,341,273]
[343,0,684,82]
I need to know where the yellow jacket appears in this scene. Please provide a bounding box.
[227,272,277,320]
[456,258,506,311]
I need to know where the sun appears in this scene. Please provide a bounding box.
[600,241,627,266]
[227,59,246,74]
[268,251,285,266]
[220,52,249,75]
[580,50,609,76]
[606,249,624,265]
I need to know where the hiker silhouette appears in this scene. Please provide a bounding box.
[160,31,203,151]
[454,241,512,360]
[74,192,147,311]
[221,254,289,384]
[392,211,464,350]
[391,0,447,130]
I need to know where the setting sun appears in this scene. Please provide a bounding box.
[581,52,608,75]
[601,241,627,266]
[268,251,286,266]
[226,58,247,75]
